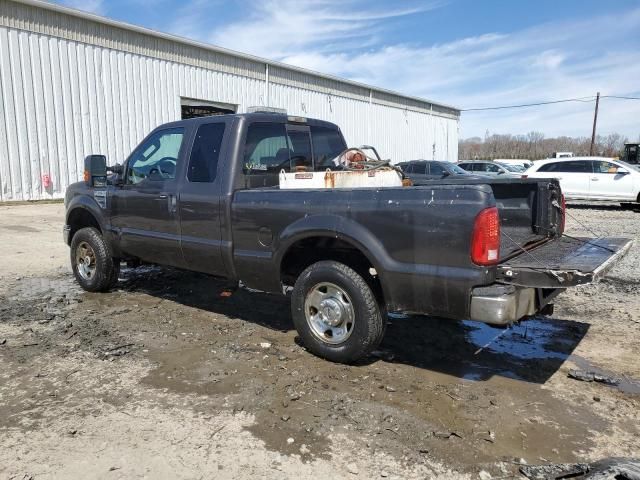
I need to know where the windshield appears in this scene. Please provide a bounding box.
[499,163,522,172]
[449,164,469,174]
[619,160,640,173]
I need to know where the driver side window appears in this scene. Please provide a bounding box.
[127,128,185,184]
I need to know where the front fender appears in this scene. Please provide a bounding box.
[65,193,111,246]
[66,196,106,226]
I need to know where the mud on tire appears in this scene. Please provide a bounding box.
[70,227,119,292]
[291,260,385,363]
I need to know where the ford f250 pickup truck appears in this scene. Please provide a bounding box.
[64,113,632,363]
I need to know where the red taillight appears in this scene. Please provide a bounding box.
[521,174,528,179]
[471,206,501,266]
[560,194,566,233]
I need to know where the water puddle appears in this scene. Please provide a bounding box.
[463,318,571,360]
[462,317,640,394]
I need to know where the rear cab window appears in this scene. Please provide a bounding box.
[311,126,347,169]
[244,123,289,174]
[242,121,346,188]
[288,126,313,172]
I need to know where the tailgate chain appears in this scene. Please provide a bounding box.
[552,199,611,240]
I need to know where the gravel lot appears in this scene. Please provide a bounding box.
[0,201,638,479]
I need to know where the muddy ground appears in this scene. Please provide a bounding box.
[0,202,638,479]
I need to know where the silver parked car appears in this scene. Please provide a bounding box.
[458,160,521,176]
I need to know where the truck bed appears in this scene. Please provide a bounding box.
[395,176,564,260]
[231,177,563,318]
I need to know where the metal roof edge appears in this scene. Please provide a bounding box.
[16,0,460,114]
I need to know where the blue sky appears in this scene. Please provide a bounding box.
[55,0,640,140]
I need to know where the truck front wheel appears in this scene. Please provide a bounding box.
[291,260,385,363]
[70,227,119,292]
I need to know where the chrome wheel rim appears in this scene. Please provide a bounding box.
[304,282,355,345]
[75,241,97,281]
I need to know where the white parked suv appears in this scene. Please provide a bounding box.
[525,157,640,202]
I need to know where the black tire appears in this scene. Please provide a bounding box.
[70,227,119,292]
[291,260,385,363]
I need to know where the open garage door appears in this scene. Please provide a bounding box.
[180,97,237,119]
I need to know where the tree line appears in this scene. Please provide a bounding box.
[458,131,637,160]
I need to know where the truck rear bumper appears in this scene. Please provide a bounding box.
[470,285,558,326]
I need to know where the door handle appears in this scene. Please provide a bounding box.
[591,178,599,181]
[156,193,176,213]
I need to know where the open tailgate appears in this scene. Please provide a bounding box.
[496,237,633,288]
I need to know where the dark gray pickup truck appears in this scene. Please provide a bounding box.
[64,113,632,363]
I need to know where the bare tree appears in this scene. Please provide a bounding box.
[459,131,628,161]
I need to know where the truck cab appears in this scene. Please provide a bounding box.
[66,113,348,276]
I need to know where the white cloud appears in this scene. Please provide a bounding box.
[169,1,640,139]
[533,50,565,70]
[206,0,442,59]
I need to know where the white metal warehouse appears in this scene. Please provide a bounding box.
[0,0,460,201]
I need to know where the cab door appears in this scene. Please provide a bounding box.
[178,120,229,276]
[589,160,635,200]
[110,127,187,267]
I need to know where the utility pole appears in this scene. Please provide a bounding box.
[589,92,600,156]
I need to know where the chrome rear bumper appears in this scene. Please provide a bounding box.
[470,285,539,326]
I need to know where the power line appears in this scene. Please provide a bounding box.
[462,96,595,111]
[461,94,640,112]
[601,95,640,100]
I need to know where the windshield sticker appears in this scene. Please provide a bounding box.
[245,163,268,171]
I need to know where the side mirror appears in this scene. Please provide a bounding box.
[84,155,107,187]
[441,170,451,177]
[107,163,125,186]
[108,163,124,175]
[617,168,629,175]
[497,170,505,175]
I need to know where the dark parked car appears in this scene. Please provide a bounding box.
[397,160,479,181]
[63,113,631,363]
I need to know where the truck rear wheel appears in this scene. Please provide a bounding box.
[291,260,385,363]
[70,227,119,292]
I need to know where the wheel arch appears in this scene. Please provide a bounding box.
[66,200,105,245]
[277,218,391,306]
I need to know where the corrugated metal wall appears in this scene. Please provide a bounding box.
[0,1,459,201]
